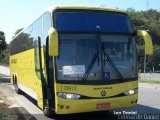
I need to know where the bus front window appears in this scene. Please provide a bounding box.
[56,34,137,82]
[56,35,102,80]
[101,35,137,80]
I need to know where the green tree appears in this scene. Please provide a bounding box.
[147,45,160,71]
[0,31,8,65]
[12,28,23,39]
[0,28,24,65]
[127,9,160,72]
[0,31,7,52]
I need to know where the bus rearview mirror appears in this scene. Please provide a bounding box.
[48,28,58,56]
[137,30,153,55]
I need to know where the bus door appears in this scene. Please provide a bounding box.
[34,36,46,109]
[34,36,55,114]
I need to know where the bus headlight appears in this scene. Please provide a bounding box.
[124,88,138,96]
[57,92,81,99]
[66,93,81,99]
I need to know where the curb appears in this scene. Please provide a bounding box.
[139,83,160,89]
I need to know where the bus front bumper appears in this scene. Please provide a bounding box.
[55,94,138,114]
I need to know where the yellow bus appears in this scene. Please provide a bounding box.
[10,6,153,116]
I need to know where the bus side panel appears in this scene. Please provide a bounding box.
[10,49,44,109]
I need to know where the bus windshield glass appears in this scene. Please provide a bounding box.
[101,35,137,80]
[55,34,137,81]
[56,35,101,81]
[54,10,133,33]
[54,10,136,82]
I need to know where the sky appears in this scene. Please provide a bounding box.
[0,0,160,43]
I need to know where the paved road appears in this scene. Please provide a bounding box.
[0,65,10,76]
[114,84,160,119]
[0,77,160,120]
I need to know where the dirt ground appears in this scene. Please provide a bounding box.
[0,78,36,120]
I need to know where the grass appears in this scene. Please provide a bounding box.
[139,79,160,84]
[0,73,7,77]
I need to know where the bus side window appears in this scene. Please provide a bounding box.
[34,38,41,79]
[43,12,51,44]
[43,12,51,69]
[33,17,43,79]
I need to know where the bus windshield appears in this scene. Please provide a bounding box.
[55,34,137,81]
[54,10,136,82]
[54,10,133,33]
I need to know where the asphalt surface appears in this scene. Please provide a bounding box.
[0,78,37,120]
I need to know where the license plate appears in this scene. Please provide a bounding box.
[96,103,110,109]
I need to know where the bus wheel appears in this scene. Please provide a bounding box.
[12,75,15,84]
[44,108,55,117]
[14,77,22,94]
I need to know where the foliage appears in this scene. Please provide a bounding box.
[0,73,8,77]
[139,79,160,84]
[0,44,9,65]
[147,45,160,71]
[127,8,160,45]
[127,8,160,72]
[0,31,7,52]
[0,31,8,65]
[12,28,23,39]
[0,28,24,65]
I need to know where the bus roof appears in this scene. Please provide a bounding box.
[47,6,125,13]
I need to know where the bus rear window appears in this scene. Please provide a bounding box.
[54,10,133,33]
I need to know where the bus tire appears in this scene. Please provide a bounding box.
[15,83,21,94]
[44,108,55,117]
[12,75,15,84]
[14,77,22,94]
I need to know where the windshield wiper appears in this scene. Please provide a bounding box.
[82,43,99,80]
[82,53,98,80]
[102,43,124,80]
